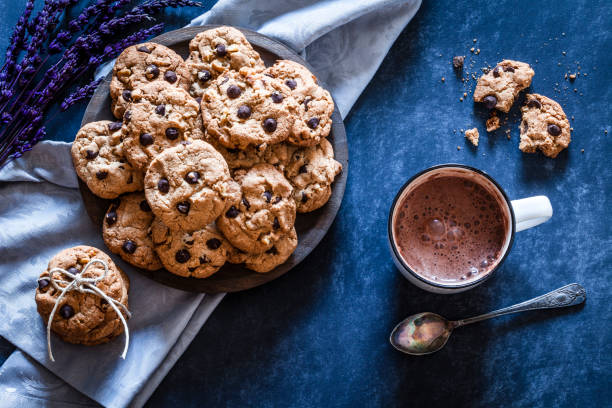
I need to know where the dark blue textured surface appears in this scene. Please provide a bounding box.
[1,1,611,407]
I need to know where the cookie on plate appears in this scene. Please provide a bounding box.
[144,140,241,232]
[265,60,334,146]
[102,193,162,271]
[473,59,534,112]
[201,68,297,150]
[519,94,571,158]
[122,81,204,171]
[227,227,297,273]
[35,246,130,346]
[284,139,342,213]
[110,42,189,119]
[184,26,265,98]
[151,219,229,278]
[208,137,296,173]
[71,120,143,199]
[218,164,296,254]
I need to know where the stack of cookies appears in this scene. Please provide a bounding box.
[71,26,342,278]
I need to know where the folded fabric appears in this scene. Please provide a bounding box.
[0,0,421,406]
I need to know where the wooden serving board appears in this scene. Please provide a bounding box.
[79,25,348,294]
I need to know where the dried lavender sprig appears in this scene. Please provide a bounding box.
[134,0,203,15]
[1,0,35,80]
[60,78,102,111]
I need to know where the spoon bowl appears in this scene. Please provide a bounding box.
[390,312,455,355]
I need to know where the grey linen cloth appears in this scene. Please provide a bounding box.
[0,0,421,406]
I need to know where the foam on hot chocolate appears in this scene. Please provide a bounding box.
[394,176,508,284]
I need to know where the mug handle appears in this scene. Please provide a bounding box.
[510,196,553,232]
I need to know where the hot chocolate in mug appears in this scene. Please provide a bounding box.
[388,164,553,294]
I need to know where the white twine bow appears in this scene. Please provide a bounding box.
[38,258,131,362]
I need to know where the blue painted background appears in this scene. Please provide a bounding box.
[0,0,610,406]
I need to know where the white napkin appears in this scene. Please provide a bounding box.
[0,0,421,406]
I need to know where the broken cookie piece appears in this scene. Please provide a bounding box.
[465,128,479,146]
[473,59,534,112]
[519,94,571,158]
[486,113,500,132]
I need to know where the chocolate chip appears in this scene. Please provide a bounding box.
[164,70,177,83]
[273,217,280,230]
[285,79,297,89]
[139,200,151,212]
[185,238,195,245]
[199,255,210,264]
[237,105,251,119]
[95,170,108,180]
[188,266,198,272]
[215,43,227,57]
[175,249,191,263]
[108,121,122,132]
[227,148,239,154]
[155,104,165,115]
[176,201,190,214]
[158,178,170,193]
[526,99,541,109]
[106,210,117,225]
[240,198,250,210]
[67,266,80,275]
[273,196,282,204]
[452,55,464,70]
[60,304,74,319]
[227,85,241,99]
[263,191,272,202]
[303,97,311,111]
[38,278,50,290]
[85,149,98,160]
[195,97,202,105]
[271,92,284,103]
[145,64,159,80]
[127,174,133,184]
[225,206,239,218]
[185,171,199,184]
[492,66,501,78]
[137,45,151,53]
[263,118,277,133]
[483,95,497,110]
[122,240,137,254]
[122,89,132,101]
[301,192,308,203]
[504,66,515,73]
[206,238,222,250]
[165,127,179,140]
[266,246,278,255]
[124,111,131,122]
[307,117,319,129]
[547,124,561,136]
[299,164,308,174]
[198,70,211,82]
[139,133,154,146]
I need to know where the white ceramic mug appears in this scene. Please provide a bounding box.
[387,164,553,294]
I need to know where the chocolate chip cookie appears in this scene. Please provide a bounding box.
[71,120,143,199]
[207,137,296,173]
[151,219,229,278]
[473,59,534,112]
[235,227,298,273]
[102,193,162,271]
[35,246,130,346]
[201,68,297,149]
[265,60,334,146]
[122,81,205,171]
[110,42,189,119]
[519,94,571,158]
[144,140,241,232]
[184,26,265,98]
[284,139,342,213]
[218,164,296,254]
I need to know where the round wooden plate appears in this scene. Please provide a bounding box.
[79,25,348,294]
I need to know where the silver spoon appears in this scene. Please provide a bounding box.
[390,283,586,355]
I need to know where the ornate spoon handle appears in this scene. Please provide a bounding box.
[453,283,586,328]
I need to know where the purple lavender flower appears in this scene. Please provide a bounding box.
[61,78,102,111]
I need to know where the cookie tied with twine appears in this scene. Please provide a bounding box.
[35,246,131,361]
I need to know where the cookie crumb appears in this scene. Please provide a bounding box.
[569,73,576,81]
[486,114,500,132]
[460,97,464,102]
[453,56,465,70]
[464,128,479,146]
[470,47,475,53]
[581,149,585,153]
[457,146,461,151]
[473,38,477,43]
[441,77,445,82]
[475,49,481,55]
[506,129,511,140]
